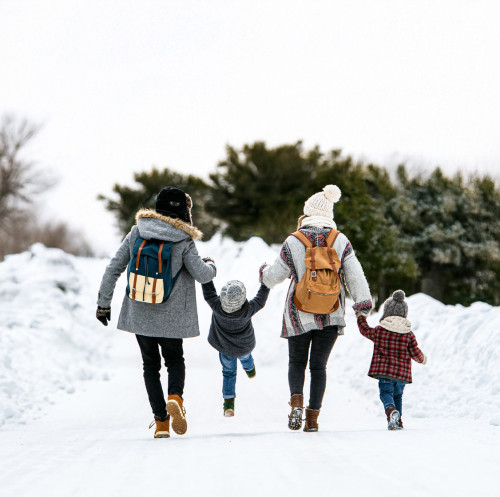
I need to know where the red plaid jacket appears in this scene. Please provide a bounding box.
[357,315,425,383]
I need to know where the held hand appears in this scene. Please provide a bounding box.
[96,306,111,326]
[202,257,217,276]
[259,263,269,284]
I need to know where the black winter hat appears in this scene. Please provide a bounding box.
[155,187,193,224]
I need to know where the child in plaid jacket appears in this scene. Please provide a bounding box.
[356,290,427,430]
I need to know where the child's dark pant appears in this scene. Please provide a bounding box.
[136,334,185,419]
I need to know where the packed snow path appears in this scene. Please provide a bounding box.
[0,240,499,496]
[1,332,498,497]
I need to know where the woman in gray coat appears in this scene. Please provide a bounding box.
[96,187,216,438]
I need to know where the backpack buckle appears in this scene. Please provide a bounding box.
[311,270,317,280]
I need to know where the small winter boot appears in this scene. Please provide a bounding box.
[149,415,170,438]
[398,418,404,429]
[245,366,256,378]
[288,394,304,430]
[303,407,320,432]
[166,394,187,435]
[223,398,235,417]
[385,406,400,431]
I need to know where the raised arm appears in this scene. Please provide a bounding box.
[201,280,220,310]
[249,284,270,315]
[97,232,132,307]
[357,315,377,341]
[182,241,217,284]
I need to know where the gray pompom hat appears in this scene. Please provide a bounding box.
[380,290,408,320]
[220,280,247,313]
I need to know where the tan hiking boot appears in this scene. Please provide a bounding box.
[288,394,304,430]
[149,415,170,438]
[166,394,187,435]
[303,407,320,432]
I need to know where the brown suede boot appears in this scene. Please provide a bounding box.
[385,406,400,431]
[288,394,304,430]
[303,407,320,432]
[166,394,187,435]
[149,415,170,438]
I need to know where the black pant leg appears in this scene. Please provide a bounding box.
[136,334,168,418]
[287,331,312,396]
[158,338,185,397]
[308,326,338,410]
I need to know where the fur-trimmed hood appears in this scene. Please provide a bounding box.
[135,208,203,241]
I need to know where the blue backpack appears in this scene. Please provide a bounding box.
[126,236,180,305]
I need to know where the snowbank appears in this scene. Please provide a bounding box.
[1,236,499,428]
[0,244,111,427]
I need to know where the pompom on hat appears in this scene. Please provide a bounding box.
[303,184,342,219]
[380,290,408,320]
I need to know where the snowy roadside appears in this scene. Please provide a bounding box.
[0,244,112,427]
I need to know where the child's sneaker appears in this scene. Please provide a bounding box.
[245,366,256,378]
[385,407,400,431]
[166,394,187,435]
[223,398,235,417]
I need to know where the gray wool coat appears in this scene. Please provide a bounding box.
[97,209,216,338]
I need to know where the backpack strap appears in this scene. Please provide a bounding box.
[291,230,313,247]
[151,242,165,306]
[132,239,147,301]
[326,229,340,270]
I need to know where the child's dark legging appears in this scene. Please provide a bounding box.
[287,326,338,410]
[136,334,185,419]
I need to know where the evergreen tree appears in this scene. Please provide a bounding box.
[98,167,218,238]
[208,142,320,242]
[389,166,500,305]
[315,153,418,305]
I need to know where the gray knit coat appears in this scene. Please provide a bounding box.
[202,281,270,357]
[97,209,216,338]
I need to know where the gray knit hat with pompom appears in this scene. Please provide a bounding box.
[380,290,408,320]
[220,280,247,313]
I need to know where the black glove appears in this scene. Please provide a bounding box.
[96,306,111,326]
[202,257,217,276]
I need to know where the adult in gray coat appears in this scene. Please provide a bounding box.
[96,187,216,438]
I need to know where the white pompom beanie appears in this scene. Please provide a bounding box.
[303,185,342,219]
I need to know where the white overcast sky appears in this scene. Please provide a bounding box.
[1,0,499,254]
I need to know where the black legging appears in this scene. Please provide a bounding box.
[287,326,338,410]
[136,335,185,418]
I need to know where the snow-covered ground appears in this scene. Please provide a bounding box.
[1,237,499,496]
